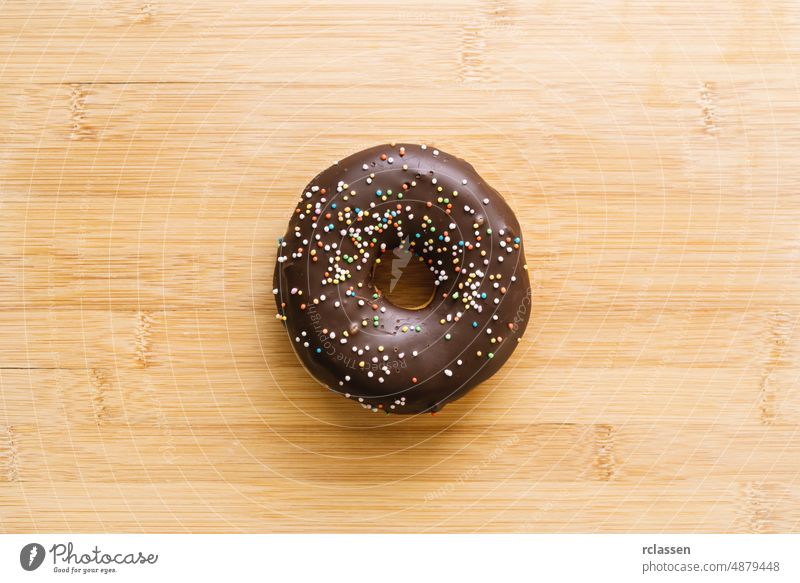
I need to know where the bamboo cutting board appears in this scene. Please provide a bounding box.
[1,0,799,533]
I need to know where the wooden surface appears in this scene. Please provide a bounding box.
[1,0,800,533]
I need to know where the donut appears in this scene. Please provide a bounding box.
[273,143,531,414]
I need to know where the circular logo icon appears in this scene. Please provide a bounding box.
[20,543,46,571]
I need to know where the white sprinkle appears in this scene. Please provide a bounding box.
[362,163,369,170]
[462,179,468,185]
[482,198,490,205]
[433,149,439,156]
[444,369,453,377]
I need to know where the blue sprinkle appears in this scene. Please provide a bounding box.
[332,203,337,209]
[481,292,487,299]
[514,237,521,243]
[315,348,322,354]
[376,190,383,197]
[472,322,478,328]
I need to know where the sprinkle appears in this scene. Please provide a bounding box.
[444,369,453,377]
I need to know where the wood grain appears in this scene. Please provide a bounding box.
[1,0,799,533]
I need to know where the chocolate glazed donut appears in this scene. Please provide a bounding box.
[273,144,531,414]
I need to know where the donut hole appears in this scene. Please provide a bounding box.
[372,240,437,310]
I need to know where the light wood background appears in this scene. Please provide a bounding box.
[1,0,799,533]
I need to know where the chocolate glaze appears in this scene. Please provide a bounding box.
[273,144,531,414]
